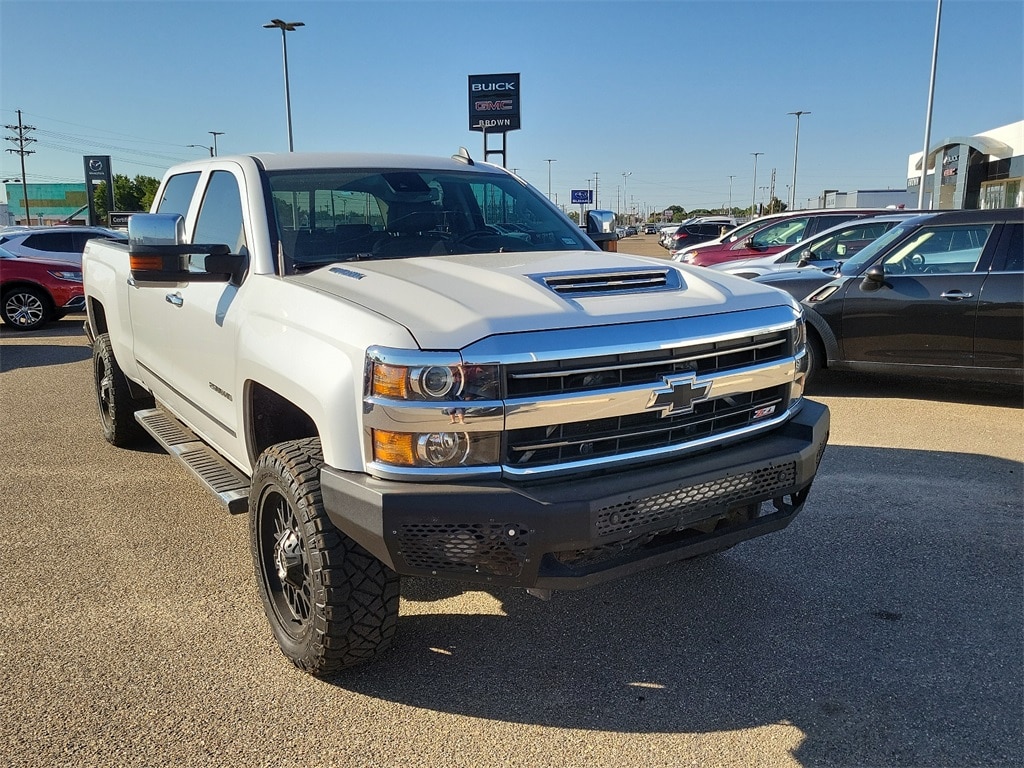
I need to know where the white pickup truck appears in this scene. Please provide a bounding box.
[82,150,829,676]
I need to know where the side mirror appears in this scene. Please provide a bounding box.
[127,213,236,285]
[796,249,814,268]
[585,209,619,252]
[860,265,886,292]
[745,238,767,252]
[586,209,616,234]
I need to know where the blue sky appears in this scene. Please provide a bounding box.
[1,0,1022,213]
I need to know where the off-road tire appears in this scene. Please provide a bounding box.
[250,438,400,676]
[1,285,52,330]
[93,332,151,446]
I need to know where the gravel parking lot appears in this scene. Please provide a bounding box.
[1,252,1021,767]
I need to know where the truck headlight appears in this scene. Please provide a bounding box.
[371,361,499,401]
[371,428,500,469]
[366,349,502,471]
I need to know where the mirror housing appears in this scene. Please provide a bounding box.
[860,265,886,292]
[585,209,619,252]
[127,213,238,284]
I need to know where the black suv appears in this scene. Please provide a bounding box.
[664,221,728,252]
[754,208,1023,383]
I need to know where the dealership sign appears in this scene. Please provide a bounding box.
[571,189,593,205]
[468,73,521,132]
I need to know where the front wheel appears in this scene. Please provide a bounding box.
[1,286,51,330]
[250,438,400,675]
[805,329,826,383]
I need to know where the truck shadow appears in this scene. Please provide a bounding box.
[0,317,90,372]
[327,445,1023,767]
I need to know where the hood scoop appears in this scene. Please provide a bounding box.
[537,267,681,296]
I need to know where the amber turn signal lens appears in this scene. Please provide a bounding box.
[129,254,166,271]
[372,429,416,466]
[372,364,409,399]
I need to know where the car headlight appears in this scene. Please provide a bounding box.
[48,270,83,283]
[366,349,501,471]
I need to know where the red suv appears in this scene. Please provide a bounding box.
[678,210,890,267]
[1,250,85,331]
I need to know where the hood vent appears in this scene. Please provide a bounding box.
[539,268,681,296]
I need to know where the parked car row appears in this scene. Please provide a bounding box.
[708,213,918,278]
[674,209,898,266]
[751,207,1022,384]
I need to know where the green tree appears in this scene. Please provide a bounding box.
[93,174,161,222]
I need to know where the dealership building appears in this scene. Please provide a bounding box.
[907,120,1023,210]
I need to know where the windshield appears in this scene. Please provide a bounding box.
[266,167,596,269]
[838,221,918,276]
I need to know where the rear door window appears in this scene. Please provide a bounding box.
[21,232,75,253]
[156,172,202,217]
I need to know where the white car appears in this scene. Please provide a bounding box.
[0,225,126,267]
[707,214,917,278]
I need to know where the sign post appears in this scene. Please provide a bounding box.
[468,73,521,167]
[83,155,114,226]
[571,189,593,227]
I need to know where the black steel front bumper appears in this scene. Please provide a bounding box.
[320,399,829,590]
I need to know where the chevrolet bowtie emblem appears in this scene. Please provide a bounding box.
[646,374,711,417]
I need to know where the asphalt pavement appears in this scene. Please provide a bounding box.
[1,245,1021,767]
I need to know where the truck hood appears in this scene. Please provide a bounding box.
[290,250,794,349]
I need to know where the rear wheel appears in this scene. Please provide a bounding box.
[1,286,51,330]
[93,332,151,446]
[250,438,400,675]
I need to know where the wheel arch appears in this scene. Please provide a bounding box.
[244,381,321,467]
[804,308,838,366]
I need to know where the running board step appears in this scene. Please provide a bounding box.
[135,408,250,514]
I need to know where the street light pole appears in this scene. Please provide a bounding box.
[188,144,214,157]
[209,131,224,156]
[728,175,735,213]
[750,152,763,217]
[264,18,305,152]
[787,111,810,210]
[544,159,556,199]
[621,171,632,221]
[918,0,942,209]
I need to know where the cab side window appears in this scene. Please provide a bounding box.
[192,171,248,271]
[156,172,202,217]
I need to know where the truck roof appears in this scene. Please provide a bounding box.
[237,151,497,174]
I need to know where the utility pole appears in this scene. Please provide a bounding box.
[593,172,599,209]
[4,109,35,223]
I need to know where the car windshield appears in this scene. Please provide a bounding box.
[838,221,919,276]
[266,167,596,268]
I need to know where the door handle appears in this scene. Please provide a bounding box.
[940,290,973,301]
[165,292,184,307]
